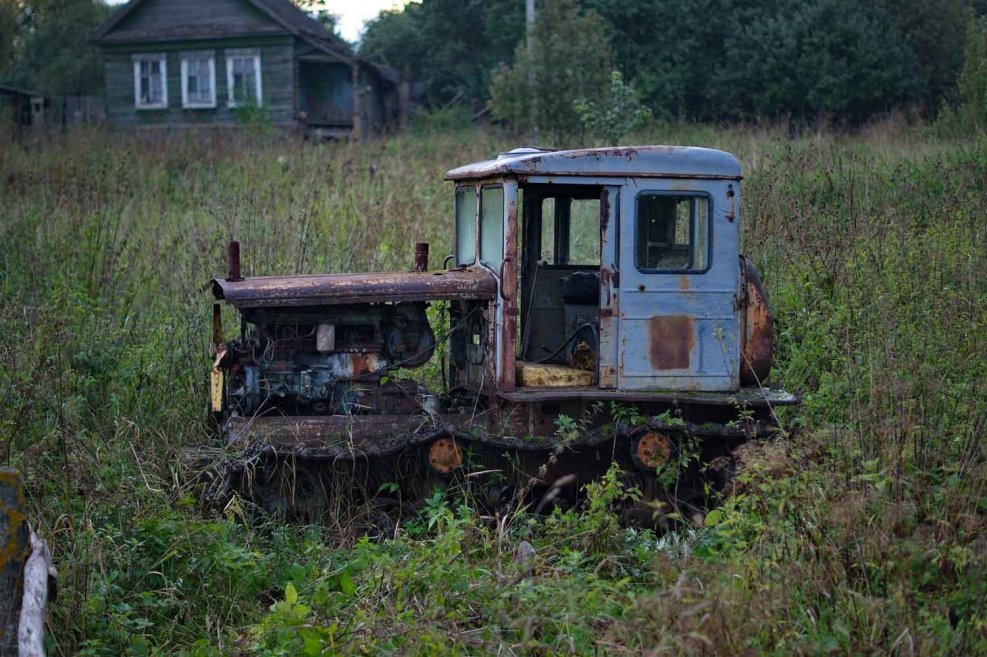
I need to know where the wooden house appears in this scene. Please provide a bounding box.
[94,0,401,136]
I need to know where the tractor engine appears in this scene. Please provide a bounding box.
[220,302,437,417]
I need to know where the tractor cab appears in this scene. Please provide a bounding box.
[444,146,769,397]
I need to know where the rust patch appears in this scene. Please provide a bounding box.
[648,315,693,370]
[600,188,610,232]
[427,436,463,474]
[634,431,673,469]
[739,256,773,384]
[678,275,691,292]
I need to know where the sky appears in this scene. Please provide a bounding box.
[104,0,413,44]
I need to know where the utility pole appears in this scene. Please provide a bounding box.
[525,0,537,144]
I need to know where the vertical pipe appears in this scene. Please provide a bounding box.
[212,303,223,345]
[526,0,537,144]
[226,240,242,282]
[413,242,429,272]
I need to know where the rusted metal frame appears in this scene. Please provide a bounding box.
[457,176,517,396]
[210,268,497,307]
[497,181,519,393]
[496,386,798,407]
[599,185,620,388]
[509,174,741,186]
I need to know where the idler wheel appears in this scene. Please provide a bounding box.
[426,436,463,475]
[631,431,674,471]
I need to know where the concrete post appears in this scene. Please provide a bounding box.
[0,469,29,657]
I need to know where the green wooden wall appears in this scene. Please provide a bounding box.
[102,36,296,128]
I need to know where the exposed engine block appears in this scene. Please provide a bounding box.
[222,302,436,416]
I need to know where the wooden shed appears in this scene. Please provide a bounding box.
[94,0,401,136]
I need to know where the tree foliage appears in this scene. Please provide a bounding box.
[361,0,982,129]
[360,0,523,106]
[0,0,108,95]
[958,18,987,129]
[573,71,652,145]
[489,0,611,146]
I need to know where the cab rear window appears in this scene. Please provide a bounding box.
[635,194,710,272]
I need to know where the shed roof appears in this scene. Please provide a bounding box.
[444,146,742,182]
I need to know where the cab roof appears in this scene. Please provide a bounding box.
[444,145,741,182]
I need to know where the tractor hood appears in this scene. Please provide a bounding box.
[211,267,497,309]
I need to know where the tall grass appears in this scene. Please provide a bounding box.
[0,123,984,655]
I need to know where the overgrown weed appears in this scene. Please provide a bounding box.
[0,123,983,654]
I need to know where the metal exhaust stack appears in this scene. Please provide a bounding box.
[226,240,243,282]
[413,242,429,272]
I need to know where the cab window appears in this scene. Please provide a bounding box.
[539,196,600,265]
[479,185,505,269]
[455,187,477,265]
[635,194,710,272]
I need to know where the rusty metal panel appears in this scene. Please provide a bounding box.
[496,181,519,392]
[211,267,496,308]
[648,315,694,370]
[598,186,620,388]
[740,255,774,385]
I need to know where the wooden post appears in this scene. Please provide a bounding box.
[352,63,363,141]
[18,529,53,657]
[398,80,410,129]
[0,468,29,657]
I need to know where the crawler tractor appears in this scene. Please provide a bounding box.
[206,146,795,522]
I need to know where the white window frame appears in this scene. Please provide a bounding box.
[180,53,217,109]
[132,53,168,110]
[225,50,263,108]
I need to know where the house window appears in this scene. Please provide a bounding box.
[133,54,167,109]
[226,51,262,107]
[181,54,216,108]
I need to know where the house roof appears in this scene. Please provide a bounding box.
[444,146,742,182]
[95,0,353,63]
[0,84,43,99]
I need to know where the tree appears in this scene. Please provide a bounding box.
[711,0,918,124]
[4,0,108,95]
[0,0,19,79]
[294,1,344,41]
[489,0,612,146]
[879,0,969,115]
[574,71,652,145]
[958,18,987,129]
[360,0,523,106]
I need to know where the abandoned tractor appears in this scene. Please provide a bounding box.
[205,146,795,523]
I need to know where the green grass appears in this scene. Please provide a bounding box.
[0,122,984,655]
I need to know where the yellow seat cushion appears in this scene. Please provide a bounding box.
[516,361,593,387]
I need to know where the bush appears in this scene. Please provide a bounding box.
[489,0,612,146]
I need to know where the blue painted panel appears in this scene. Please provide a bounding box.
[616,179,741,392]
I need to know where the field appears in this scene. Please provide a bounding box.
[1,122,985,655]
